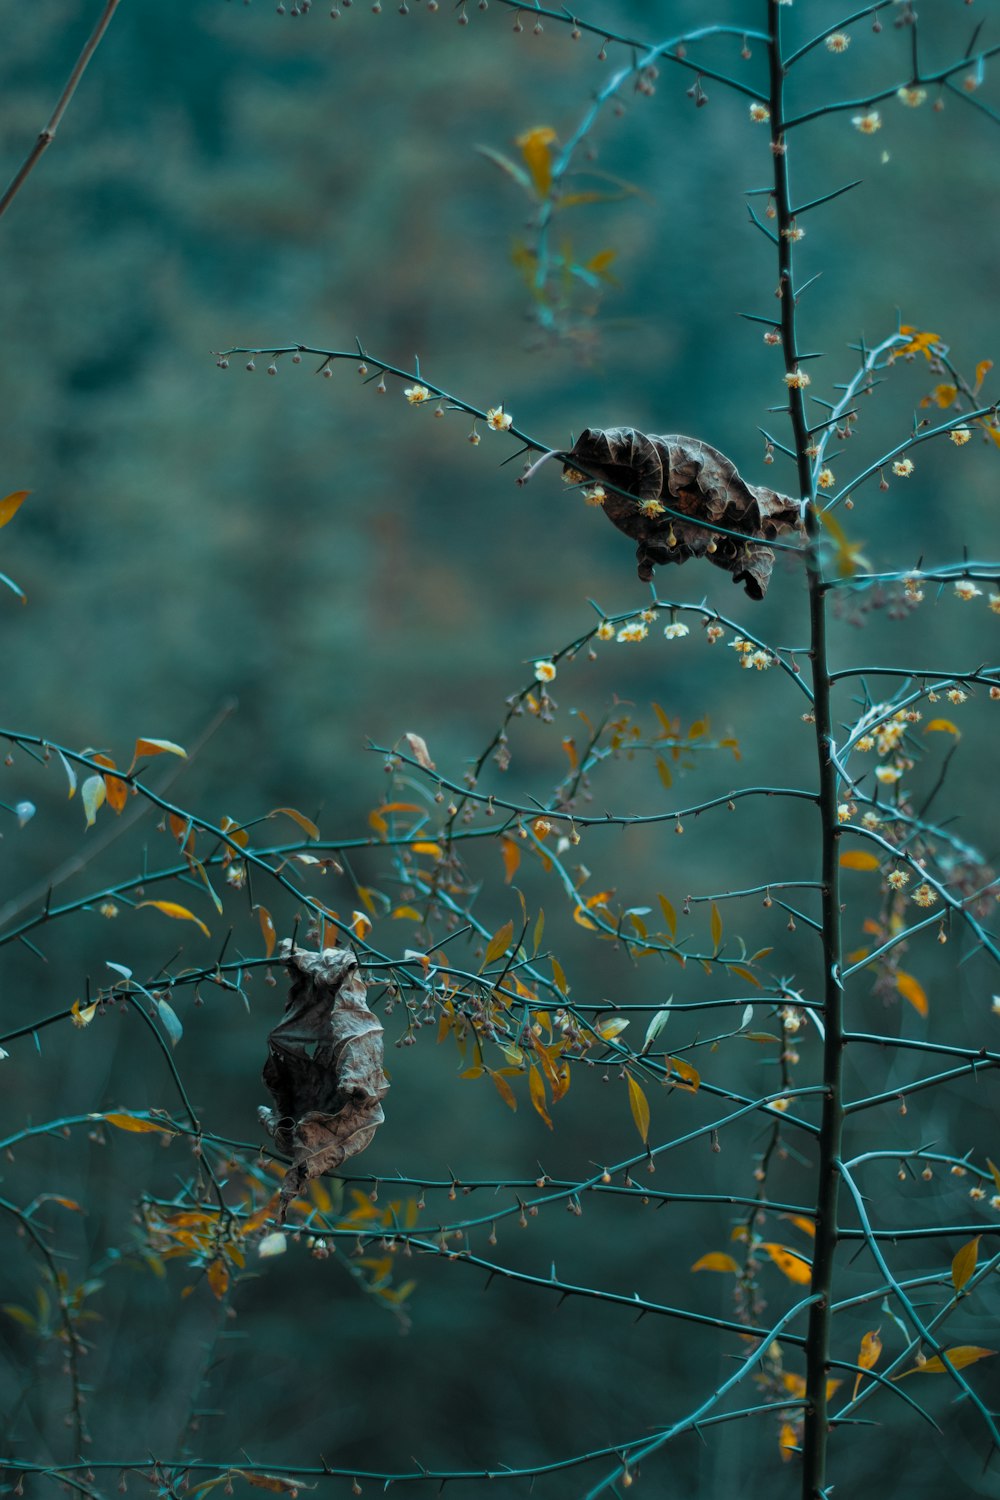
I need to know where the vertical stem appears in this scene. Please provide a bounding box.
[765,7,845,1497]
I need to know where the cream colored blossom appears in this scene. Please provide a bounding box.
[950,426,971,445]
[856,734,875,751]
[534,659,557,684]
[852,111,882,134]
[664,623,690,640]
[595,620,615,641]
[640,608,659,624]
[404,383,431,404]
[887,869,909,890]
[946,688,967,704]
[892,458,914,477]
[730,637,754,654]
[837,803,853,823]
[826,31,850,52]
[989,595,1000,614]
[583,486,607,507]
[749,103,770,123]
[817,468,835,490]
[861,811,881,830]
[912,883,938,907]
[745,650,772,671]
[616,622,648,644]
[638,497,666,518]
[486,406,513,431]
[875,764,902,784]
[705,624,724,644]
[954,579,982,600]
[784,369,811,389]
[897,86,927,108]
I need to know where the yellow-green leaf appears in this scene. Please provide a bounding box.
[896,969,928,1017]
[840,850,880,871]
[924,719,960,736]
[81,775,106,828]
[551,955,569,995]
[482,919,514,968]
[710,902,723,951]
[691,1252,740,1273]
[626,1074,650,1143]
[952,1235,980,1292]
[270,806,320,840]
[0,490,29,529]
[137,900,210,938]
[760,1243,812,1284]
[728,964,761,988]
[658,893,677,939]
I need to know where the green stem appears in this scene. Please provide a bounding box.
[766,7,845,1495]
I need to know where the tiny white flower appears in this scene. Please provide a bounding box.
[534,659,557,684]
[664,623,690,640]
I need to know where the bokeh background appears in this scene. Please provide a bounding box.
[2,2,1000,1496]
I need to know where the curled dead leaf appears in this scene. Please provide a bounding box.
[259,943,389,1223]
[562,428,801,598]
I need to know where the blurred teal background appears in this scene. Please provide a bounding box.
[2,2,1000,1495]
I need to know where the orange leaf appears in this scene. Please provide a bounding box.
[573,906,598,930]
[516,125,557,196]
[133,737,187,762]
[952,1235,980,1292]
[930,383,958,408]
[760,1243,812,1284]
[257,905,276,959]
[852,1328,882,1400]
[669,1056,700,1092]
[896,970,928,1017]
[501,838,521,885]
[206,1258,230,1301]
[137,900,210,938]
[690,1252,740,1273]
[778,1422,800,1462]
[491,1071,518,1112]
[104,1113,171,1135]
[658,893,677,939]
[839,851,880,870]
[561,737,579,772]
[782,1214,817,1239]
[242,1195,280,1236]
[710,902,723,950]
[924,719,960,736]
[551,955,569,995]
[974,358,993,391]
[626,1074,650,1143]
[0,490,29,529]
[528,1064,553,1129]
[411,841,442,859]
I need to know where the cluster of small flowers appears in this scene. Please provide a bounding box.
[952,579,1000,612]
[837,802,856,824]
[617,622,648,644]
[730,637,772,671]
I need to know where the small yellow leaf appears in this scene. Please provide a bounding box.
[411,841,442,859]
[104,1113,171,1135]
[852,1329,882,1400]
[896,970,928,1017]
[483,919,514,967]
[931,383,958,408]
[597,1017,630,1041]
[573,906,598,930]
[270,806,320,840]
[782,1214,817,1239]
[655,755,673,789]
[952,1235,980,1292]
[760,1243,812,1284]
[551,955,569,995]
[561,737,579,772]
[778,1422,800,1462]
[710,902,723,950]
[206,1258,229,1301]
[974,358,993,391]
[691,1252,740,1273]
[242,1195,280,1236]
[501,838,521,885]
[669,1056,701,1092]
[137,900,210,938]
[987,1158,1000,1196]
[528,1064,553,1129]
[392,905,423,921]
[728,965,761,988]
[924,719,960,736]
[0,490,29,529]
[351,910,372,941]
[626,1073,650,1143]
[840,850,880,870]
[257,905,276,959]
[70,999,98,1029]
[899,1346,996,1376]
